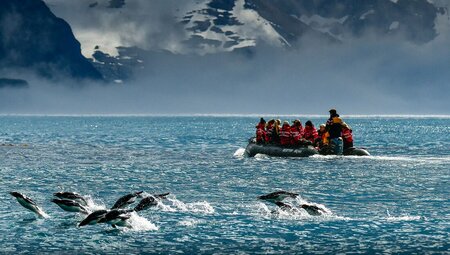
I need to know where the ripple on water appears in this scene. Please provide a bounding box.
[1,116,449,253]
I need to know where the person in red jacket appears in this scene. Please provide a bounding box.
[255,118,267,144]
[265,119,275,144]
[290,119,303,146]
[303,120,319,144]
[279,121,292,146]
[341,123,354,150]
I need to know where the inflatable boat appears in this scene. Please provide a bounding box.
[244,138,370,157]
[245,138,318,157]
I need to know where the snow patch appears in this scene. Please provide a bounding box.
[294,14,348,40]
[360,10,375,20]
[389,21,400,30]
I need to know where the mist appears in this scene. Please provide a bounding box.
[1,34,449,115]
[1,0,449,115]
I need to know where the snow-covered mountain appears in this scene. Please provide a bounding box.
[181,0,446,52]
[6,0,449,82]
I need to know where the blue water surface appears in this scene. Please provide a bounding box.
[1,116,449,254]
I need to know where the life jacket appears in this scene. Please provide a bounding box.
[322,132,330,145]
[342,127,353,143]
[303,126,319,143]
[290,125,303,144]
[279,124,291,146]
[266,123,274,143]
[255,123,266,143]
[328,117,343,139]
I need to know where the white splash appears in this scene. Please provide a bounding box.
[36,208,50,219]
[164,197,215,214]
[254,153,269,159]
[126,212,159,231]
[385,209,425,221]
[233,147,246,158]
[84,196,107,212]
[177,218,202,227]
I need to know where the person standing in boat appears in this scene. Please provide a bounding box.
[279,121,292,146]
[303,120,319,144]
[290,119,303,146]
[255,118,267,144]
[326,109,344,155]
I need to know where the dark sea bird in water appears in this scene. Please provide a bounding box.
[10,192,48,218]
[97,209,133,228]
[52,199,89,214]
[134,193,170,212]
[258,191,299,203]
[54,192,88,206]
[275,201,326,216]
[78,210,109,227]
[111,191,144,209]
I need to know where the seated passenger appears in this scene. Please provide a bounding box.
[341,123,354,150]
[265,119,275,144]
[303,120,318,143]
[315,124,329,148]
[290,119,303,145]
[279,121,292,146]
[271,119,281,144]
[255,118,267,144]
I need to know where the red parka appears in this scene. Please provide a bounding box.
[303,126,319,143]
[265,123,274,143]
[290,124,303,145]
[256,123,267,143]
[342,126,353,143]
[279,124,291,146]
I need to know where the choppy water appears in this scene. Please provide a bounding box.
[1,116,449,254]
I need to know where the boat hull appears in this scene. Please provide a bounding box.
[245,142,319,157]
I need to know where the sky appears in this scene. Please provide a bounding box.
[0,0,449,115]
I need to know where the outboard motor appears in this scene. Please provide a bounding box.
[330,138,343,155]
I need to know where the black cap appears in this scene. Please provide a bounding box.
[260,118,266,123]
[329,108,337,114]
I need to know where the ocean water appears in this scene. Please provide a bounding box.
[1,116,449,254]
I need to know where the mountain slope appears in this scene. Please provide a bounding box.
[0,0,103,80]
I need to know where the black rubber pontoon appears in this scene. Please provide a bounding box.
[343,147,370,156]
[245,139,318,157]
[245,138,370,157]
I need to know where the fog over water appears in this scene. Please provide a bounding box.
[0,1,449,115]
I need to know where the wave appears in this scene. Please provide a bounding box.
[159,197,215,214]
[177,218,203,227]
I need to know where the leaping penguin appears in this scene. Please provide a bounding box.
[275,201,326,216]
[258,191,299,203]
[53,192,88,206]
[52,199,89,214]
[97,209,134,228]
[78,210,109,227]
[134,193,170,212]
[10,192,48,218]
[111,191,144,209]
